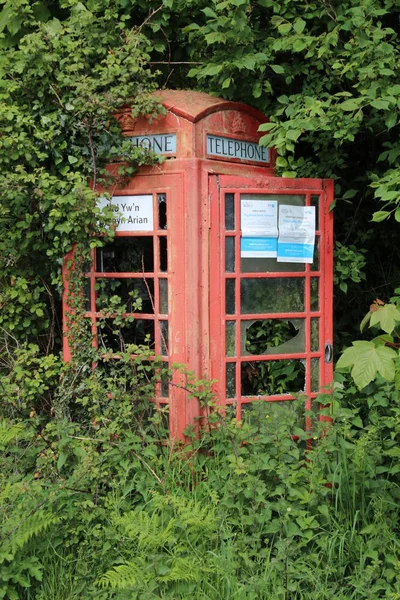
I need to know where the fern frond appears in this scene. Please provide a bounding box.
[10,511,61,555]
[97,561,143,589]
[0,419,25,448]
[177,500,216,531]
[114,511,177,550]
[156,557,200,584]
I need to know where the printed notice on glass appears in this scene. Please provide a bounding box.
[277,205,315,263]
[97,195,153,232]
[240,198,278,258]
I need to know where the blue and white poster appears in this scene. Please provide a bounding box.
[240,198,278,258]
[277,205,315,263]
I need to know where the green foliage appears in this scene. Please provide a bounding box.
[0,0,164,347]
[2,363,400,599]
[0,2,400,598]
[337,299,400,389]
[334,242,366,294]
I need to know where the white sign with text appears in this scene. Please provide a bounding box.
[98,195,154,232]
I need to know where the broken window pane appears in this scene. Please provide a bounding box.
[240,278,304,314]
[225,237,235,272]
[225,193,235,230]
[97,318,155,353]
[226,321,236,357]
[95,278,154,314]
[158,193,167,229]
[241,359,305,396]
[159,236,168,272]
[96,237,154,273]
[226,363,236,398]
[226,279,235,314]
[242,318,305,356]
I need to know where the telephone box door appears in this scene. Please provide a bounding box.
[209,174,334,422]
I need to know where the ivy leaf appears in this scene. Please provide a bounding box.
[336,341,397,389]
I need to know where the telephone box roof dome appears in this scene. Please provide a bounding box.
[155,89,266,123]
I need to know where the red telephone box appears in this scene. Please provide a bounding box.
[63,90,333,440]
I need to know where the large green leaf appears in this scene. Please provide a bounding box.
[369,304,400,334]
[337,341,398,389]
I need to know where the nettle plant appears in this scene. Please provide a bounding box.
[337,290,400,390]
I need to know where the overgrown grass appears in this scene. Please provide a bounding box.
[1,346,400,599]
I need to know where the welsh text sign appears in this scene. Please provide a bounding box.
[98,195,154,232]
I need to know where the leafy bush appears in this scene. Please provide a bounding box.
[2,337,400,599]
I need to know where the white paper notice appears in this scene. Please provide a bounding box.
[277,205,315,263]
[240,198,278,258]
[97,195,153,232]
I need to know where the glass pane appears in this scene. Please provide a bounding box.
[159,236,168,272]
[225,237,235,272]
[241,256,305,273]
[160,320,168,355]
[97,318,155,352]
[225,193,235,230]
[159,279,168,314]
[241,400,304,429]
[241,318,305,356]
[226,321,236,357]
[96,237,154,273]
[311,358,320,392]
[241,359,305,396]
[311,278,319,311]
[161,362,170,397]
[226,363,236,398]
[158,193,167,230]
[311,318,319,352]
[85,278,91,311]
[240,194,305,274]
[311,238,319,272]
[95,278,154,314]
[240,278,304,314]
[226,279,235,314]
[310,195,320,230]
